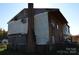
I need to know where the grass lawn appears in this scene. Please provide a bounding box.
[0,43,7,52]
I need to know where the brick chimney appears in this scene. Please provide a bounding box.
[27,3,35,52]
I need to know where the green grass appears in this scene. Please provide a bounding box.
[0,44,7,52]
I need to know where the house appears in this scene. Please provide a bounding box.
[8,3,70,52]
[71,35,79,44]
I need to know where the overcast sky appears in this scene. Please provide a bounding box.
[0,3,79,35]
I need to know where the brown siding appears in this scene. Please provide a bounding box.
[48,12,65,44]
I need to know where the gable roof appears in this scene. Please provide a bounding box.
[8,8,68,23]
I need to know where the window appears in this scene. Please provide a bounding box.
[63,25,67,34]
[18,35,22,37]
[52,36,55,44]
[21,18,27,23]
[51,23,55,26]
[57,25,59,29]
[51,22,55,27]
[14,17,18,21]
[51,20,54,26]
[63,24,70,34]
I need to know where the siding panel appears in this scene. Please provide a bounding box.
[8,18,28,34]
[34,12,49,45]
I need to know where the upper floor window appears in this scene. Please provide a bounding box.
[57,25,59,29]
[21,18,27,23]
[51,22,55,27]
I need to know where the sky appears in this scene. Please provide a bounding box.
[0,3,79,35]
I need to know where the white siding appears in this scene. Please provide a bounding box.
[34,12,49,45]
[8,18,28,34]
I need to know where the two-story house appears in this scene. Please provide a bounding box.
[8,3,70,52]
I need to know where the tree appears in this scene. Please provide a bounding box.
[0,28,3,39]
[2,29,7,38]
[0,28,7,40]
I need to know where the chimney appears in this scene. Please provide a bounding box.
[28,3,34,29]
[28,3,33,9]
[27,3,35,52]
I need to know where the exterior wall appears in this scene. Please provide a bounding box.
[34,12,49,45]
[8,34,27,50]
[48,18,56,45]
[8,12,49,49]
[50,20,64,44]
[48,12,65,44]
[8,18,28,35]
[8,18,28,50]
